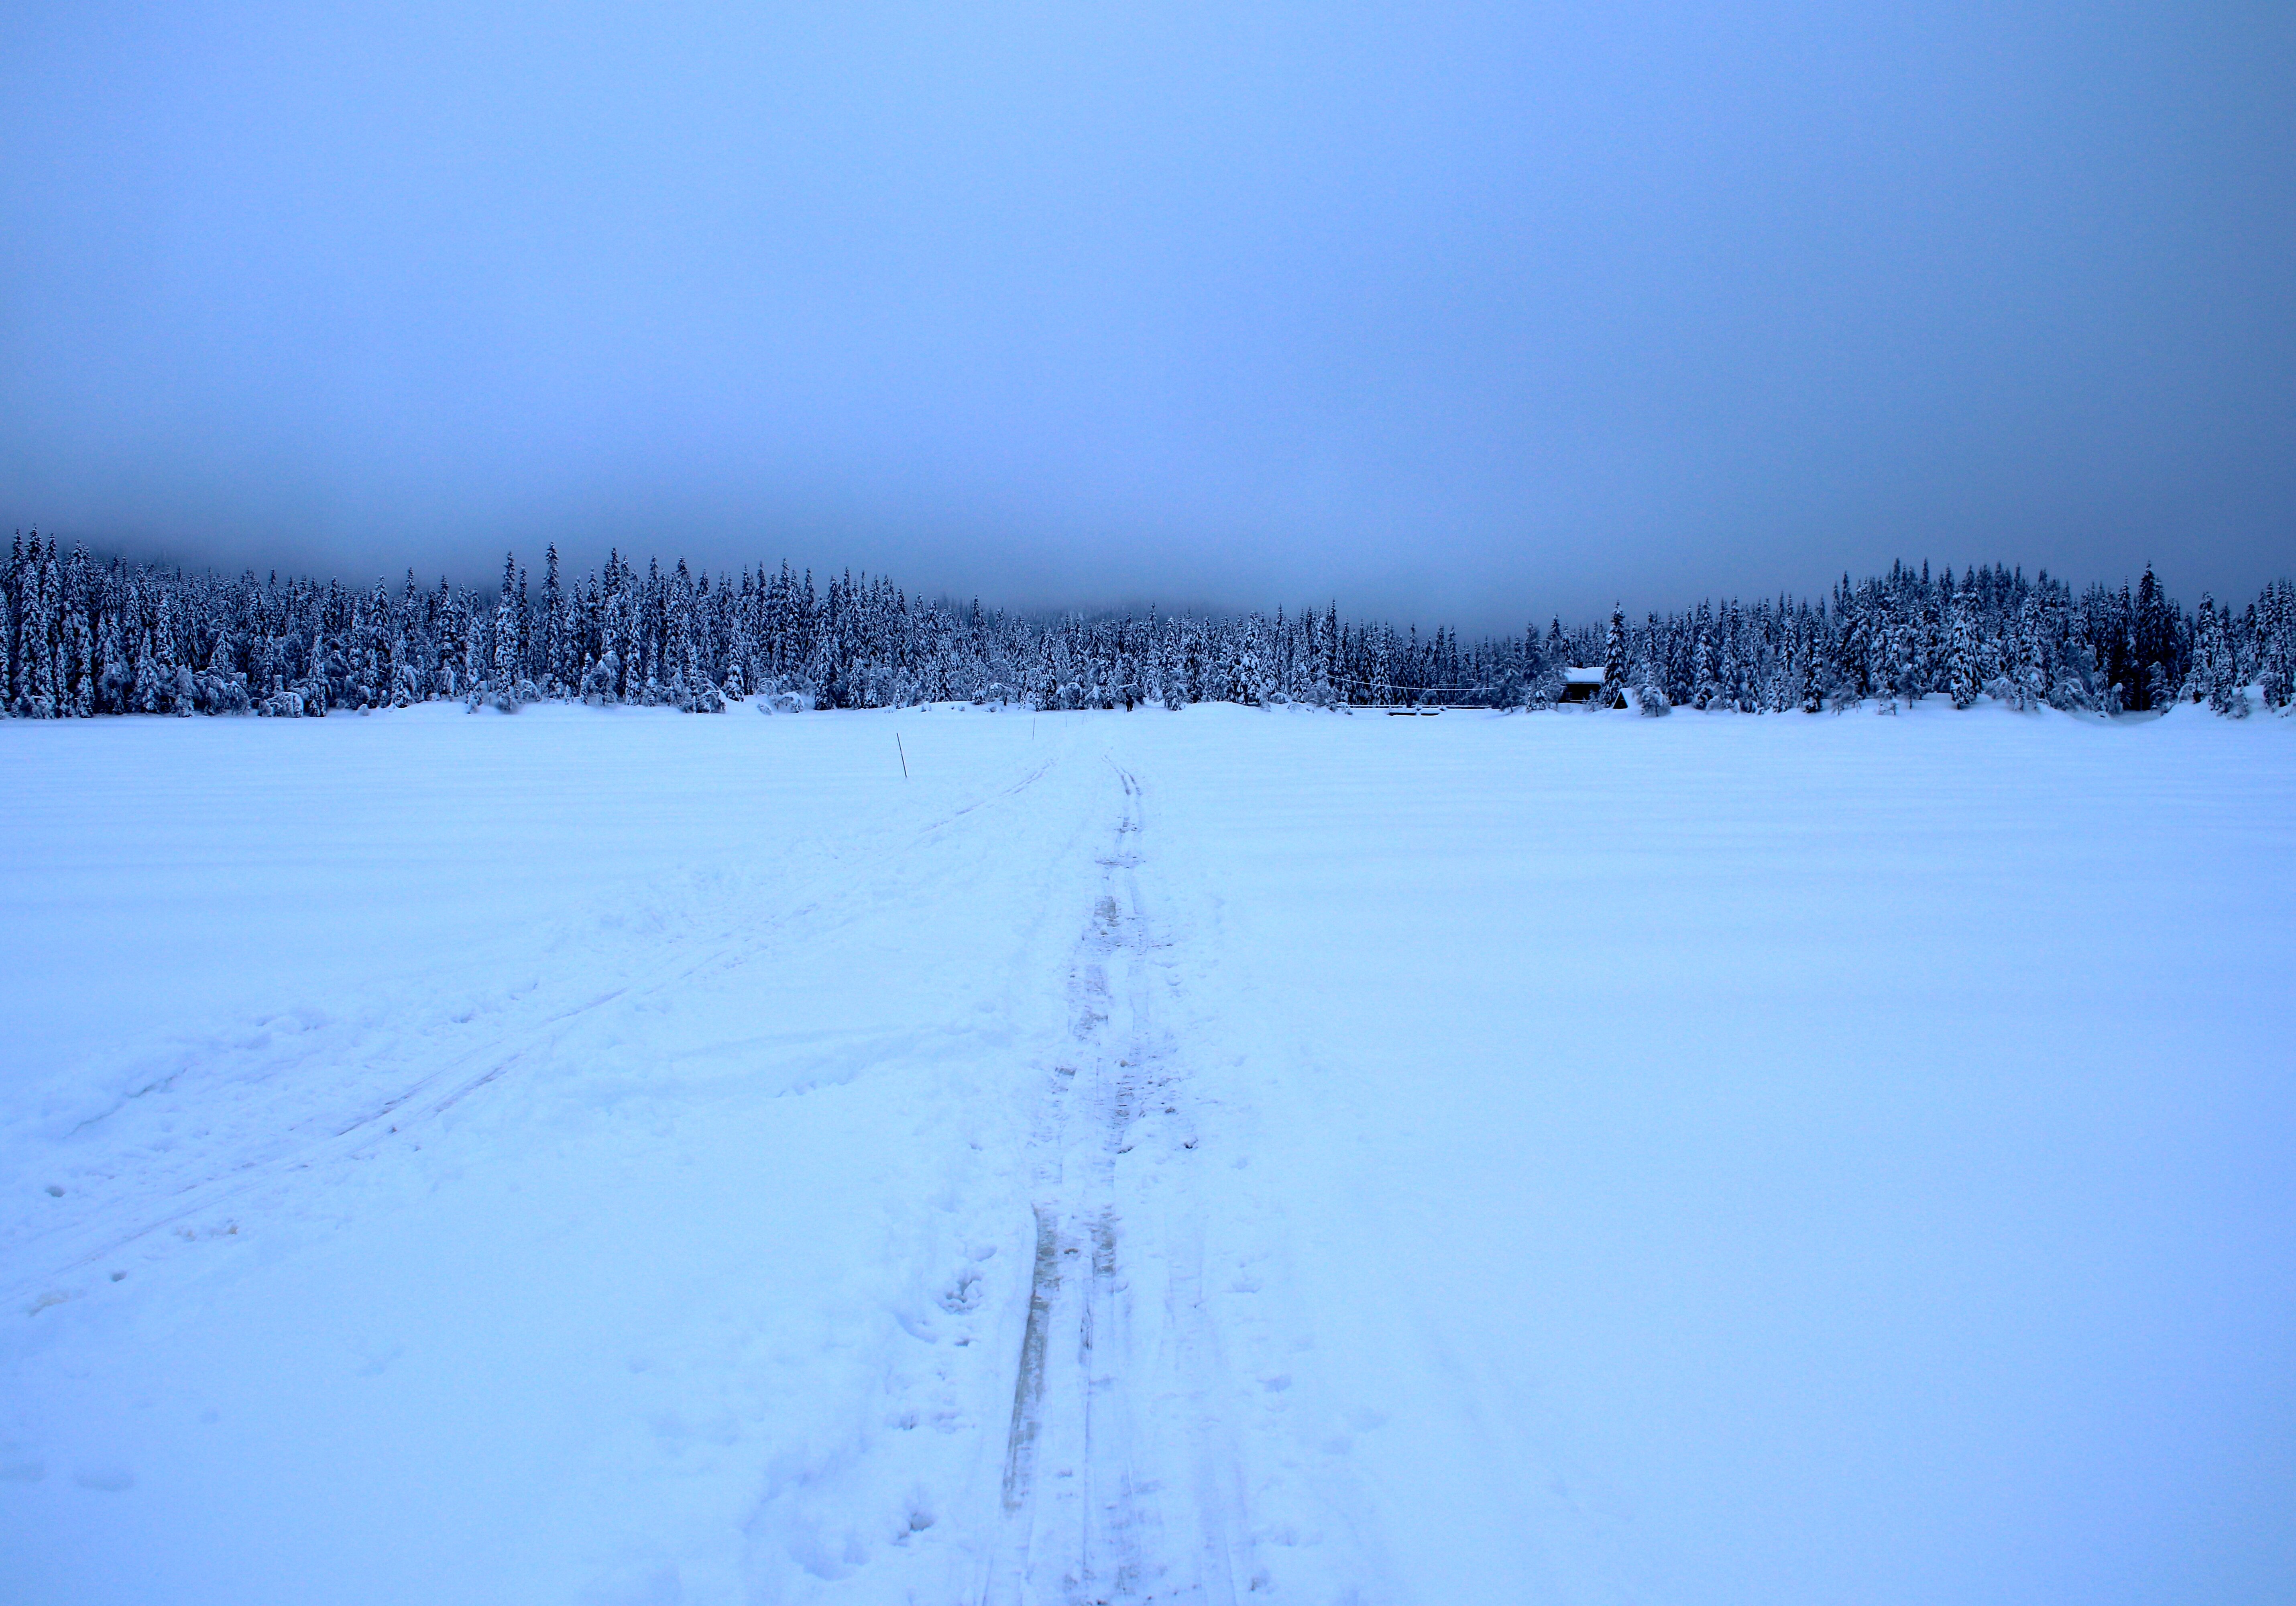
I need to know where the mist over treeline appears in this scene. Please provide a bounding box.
[2,534,2290,721]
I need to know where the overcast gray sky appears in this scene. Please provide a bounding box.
[3,1,2290,630]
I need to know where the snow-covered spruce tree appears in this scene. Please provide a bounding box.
[204,624,251,713]
[488,553,522,709]
[1784,610,1812,713]
[1887,605,1918,708]
[1595,605,1627,709]
[387,575,422,707]
[1995,592,2035,711]
[130,613,163,713]
[1716,602,1745,711]
[18,538,57,718]
[1633,642,1670,716]
[1690,609,1720,710]
[2188,593,2225,711]
[2195,596,2247,716]
[1,535,18,712]
[1864,597,1897,714]
[2259,580,2294,711]
[1946,592,1983,709]
[1758,599,1791,713]
[2104,565,2186,711]
[31,538,66,718]
[295,625,330,716]
[539,545,565,695]
[96,593,129,714]
[62,543,94,717]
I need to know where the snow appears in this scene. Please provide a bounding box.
[3,700,2292,1605]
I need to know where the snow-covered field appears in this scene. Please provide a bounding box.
[2,702,2291,1606]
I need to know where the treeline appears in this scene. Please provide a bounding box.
[2,534,2290,719]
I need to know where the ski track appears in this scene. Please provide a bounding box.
[983,759,1249,1606]
[731,748,1279,1605]
[6,909,783,1304]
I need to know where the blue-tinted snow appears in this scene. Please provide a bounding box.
[1,699,2291,1604]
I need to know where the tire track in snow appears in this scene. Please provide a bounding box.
[985,760,1250,1605]
[1001,1203,1061,1513]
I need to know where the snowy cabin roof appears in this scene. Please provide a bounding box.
[1558,666,1612,705]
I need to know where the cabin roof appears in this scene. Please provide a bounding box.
[1563,667,1606,685]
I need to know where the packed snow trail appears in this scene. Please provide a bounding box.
[982,762,1251,1605]
[728,746,1372,1604]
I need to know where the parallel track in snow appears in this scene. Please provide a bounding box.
[983,761,1251,1606]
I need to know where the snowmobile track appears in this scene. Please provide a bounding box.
[983,759,1249,1606]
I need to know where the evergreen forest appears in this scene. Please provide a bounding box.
[3,535,2289,720]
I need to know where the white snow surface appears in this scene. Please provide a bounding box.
[2,701,2292,1605]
